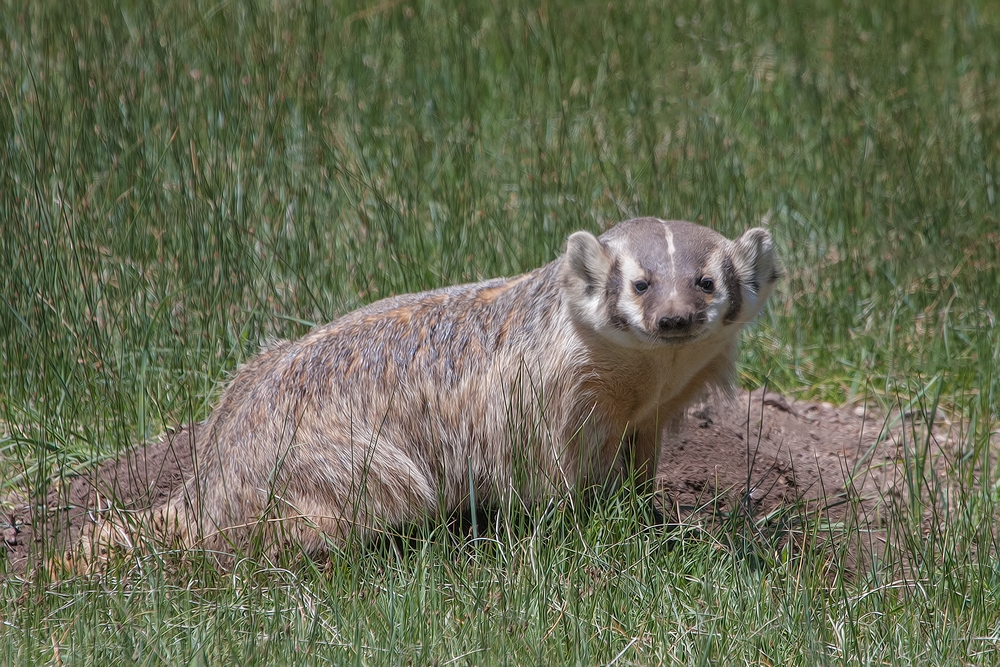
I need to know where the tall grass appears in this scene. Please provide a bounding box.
[3,0,999,663]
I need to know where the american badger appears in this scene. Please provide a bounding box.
[158,218,780,553]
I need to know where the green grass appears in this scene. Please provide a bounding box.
[2,0,1000,663]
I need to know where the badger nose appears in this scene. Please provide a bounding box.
[657,313,694,333]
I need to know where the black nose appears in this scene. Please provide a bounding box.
[657,314,694,333]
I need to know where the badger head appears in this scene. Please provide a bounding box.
[559,218,781,348]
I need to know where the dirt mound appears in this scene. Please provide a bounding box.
[655,390,939,572]
[2,390,947,574]
[2,425,199,574]
[659,389,911,515]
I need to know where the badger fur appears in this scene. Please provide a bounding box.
[155,217,781,554]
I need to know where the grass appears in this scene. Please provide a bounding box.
[2,0,1000,663]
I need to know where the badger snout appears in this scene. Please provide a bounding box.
[655,309,706,337]
[657,314,690,332]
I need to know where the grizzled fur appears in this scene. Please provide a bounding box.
[156,218,781,554]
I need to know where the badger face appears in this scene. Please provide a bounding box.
[560,218,781,349]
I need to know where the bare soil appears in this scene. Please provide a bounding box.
[2,390,952,575]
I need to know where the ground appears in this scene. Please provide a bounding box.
[2,389,952,575]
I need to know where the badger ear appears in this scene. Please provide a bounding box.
[731,227,783,294]
[562,231,613,296]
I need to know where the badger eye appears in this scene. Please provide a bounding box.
[697,276,715,293]
[633,280,650,295]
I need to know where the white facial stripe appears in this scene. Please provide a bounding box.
[621,255,645,284]
[619,256,647,329]
[703,251,728,325]
[664,226,675,256]
[662,224,678,296]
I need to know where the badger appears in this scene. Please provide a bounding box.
[154,217,780,554]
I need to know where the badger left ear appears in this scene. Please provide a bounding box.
[560,231,615,327]
[731,228,783,295]
[561,231,613,297]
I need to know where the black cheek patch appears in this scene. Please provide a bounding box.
[722,255,743,324]
[605,258,622,299]
[605,259,629,330]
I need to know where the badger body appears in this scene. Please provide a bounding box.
[160,218,780,553]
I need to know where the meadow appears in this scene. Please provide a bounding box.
[2,0,1000,663]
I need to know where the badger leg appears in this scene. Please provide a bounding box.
[154,437,440,557]
[269,447,442,553]
[627,425,666,525]
[630,425,662,490]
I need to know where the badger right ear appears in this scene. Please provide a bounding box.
[561,231,613,296]
[731,227,783,294]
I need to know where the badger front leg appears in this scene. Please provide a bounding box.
[626,425,665,524]
[599,423,660,493]
[629,425,661,490]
